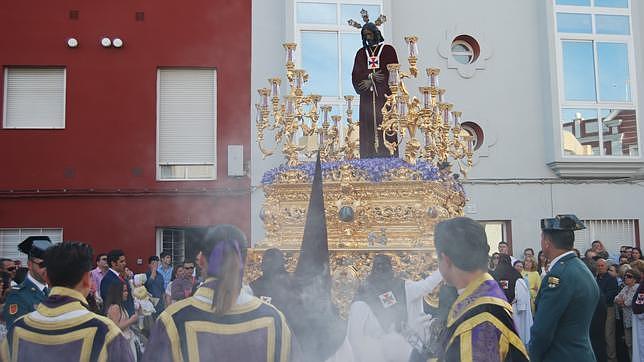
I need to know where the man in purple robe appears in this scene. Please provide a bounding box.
[143,224,298,362]
[352,21,399,159]
[0,242,134,362]
[435,217,528,362]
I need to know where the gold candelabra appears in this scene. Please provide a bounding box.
[380,36,473,174]
[256,38,474,175]
[256,43,358,166]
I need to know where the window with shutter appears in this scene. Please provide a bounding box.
[160,228,186,265]
[156,227,208,265]
[573,219,638,255]
[0,228,63,263]
[157,68,217,180]
[3,68,66,129]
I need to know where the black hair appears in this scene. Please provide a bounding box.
[107,249,125,268]
[0,271,11,298]
[160,251,171,259]
[488,252,500,270]
[261,248,286,275]
[148,255,160,264]
[85,293,101,314]
[582,257,598,275]
[543,229,574,250]
[498,241,508,246]
[0,258,13,266]
[435,217,489,272]
[523,248,534,254]
[537,250,547,272]
[171,263,184,281]
[103,282,126,312]
[95,253,107,263]
[14,267,28,284]
[43,242,93,288]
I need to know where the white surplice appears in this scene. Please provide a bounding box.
[327,270,443,362]
[512,277,533,346]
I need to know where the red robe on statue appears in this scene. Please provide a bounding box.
[351,43,399,159]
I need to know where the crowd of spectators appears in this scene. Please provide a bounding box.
[0,233,642,361]
[489,239,644,362]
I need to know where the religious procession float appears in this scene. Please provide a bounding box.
[247,10,474,316]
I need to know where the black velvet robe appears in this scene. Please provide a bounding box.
[351,43,399,158]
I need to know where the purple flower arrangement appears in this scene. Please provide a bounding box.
[261,158,441,185]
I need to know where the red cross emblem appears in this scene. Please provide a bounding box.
[378,291,398,308]
[368,56,379,70]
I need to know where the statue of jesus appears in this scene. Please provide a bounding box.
[351,17,399,159]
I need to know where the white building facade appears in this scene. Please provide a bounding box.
[250,0,644,257]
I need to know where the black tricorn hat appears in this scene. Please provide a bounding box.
[18,236,53,260]
[540,214,585,232]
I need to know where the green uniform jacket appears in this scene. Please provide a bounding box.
[2,277,47,330]
[529,252,599,362]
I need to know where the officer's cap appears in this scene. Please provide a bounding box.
[18,236,53,260]
[540,214,585,232]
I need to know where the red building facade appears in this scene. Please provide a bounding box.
[0,1,251,271]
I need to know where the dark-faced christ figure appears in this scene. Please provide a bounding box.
[351,22,399,159]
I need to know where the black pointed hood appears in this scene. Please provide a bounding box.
[290,153,344,362]
[294,152,330,282]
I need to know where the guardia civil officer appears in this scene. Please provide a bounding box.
[529,215,600,362]
[2,236,52,329]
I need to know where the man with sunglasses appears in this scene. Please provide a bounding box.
[2,236,53,329]
[0,259,18,287]
[170,261,195,301]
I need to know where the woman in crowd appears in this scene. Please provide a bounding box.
[632,261,644,362]
[591,240,610,260]
[105,283,140,360]
[537,250,548,277]
[522,256,541,314]
[615,269,640,359]
[632,247,643,261]
[620,263,633,276]
[489,252,500,272]
[513,260,524,274]
[164,263,184,307]
[522,248,534,260]
[492,254,532,345]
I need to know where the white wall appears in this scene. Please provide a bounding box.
[464,182,644,255]
[251,0,289,244]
